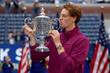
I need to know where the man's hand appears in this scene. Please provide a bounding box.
[48,30,64,54]
[48,30,61,46]
[23,24,36,38]
[23,24,37,46]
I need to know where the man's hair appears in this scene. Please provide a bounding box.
[63,3,82,24]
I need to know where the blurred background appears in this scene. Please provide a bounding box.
[0,0,110,73]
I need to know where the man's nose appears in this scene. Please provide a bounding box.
[59,16,63,21]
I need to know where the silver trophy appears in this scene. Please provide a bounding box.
[28,7,54,52]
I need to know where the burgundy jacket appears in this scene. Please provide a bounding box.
[30,26,89,73]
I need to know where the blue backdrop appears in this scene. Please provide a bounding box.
[0,43,23,73]
[0,43,22,63]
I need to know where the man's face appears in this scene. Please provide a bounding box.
[5,56,11,62]
[59,8,75,29]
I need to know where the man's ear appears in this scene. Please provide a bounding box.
[72,16,77,23]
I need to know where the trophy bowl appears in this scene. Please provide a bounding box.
[32,8,53,52]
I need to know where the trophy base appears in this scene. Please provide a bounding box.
[36,45,49,52]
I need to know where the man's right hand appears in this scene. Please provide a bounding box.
[23,24,37,46]
[23,24,36,38]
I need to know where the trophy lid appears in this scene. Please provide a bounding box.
[40,7,45,16]
[34,7,50,19]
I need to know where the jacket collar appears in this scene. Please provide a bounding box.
[62,26,80,39]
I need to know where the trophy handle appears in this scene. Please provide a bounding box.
[24,17,32,24]
[24,17,37,31]
[49,18,60,30]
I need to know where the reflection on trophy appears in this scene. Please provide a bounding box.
[32,7,53,52]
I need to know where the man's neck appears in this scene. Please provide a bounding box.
[65,23,76,31]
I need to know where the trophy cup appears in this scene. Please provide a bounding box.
[31,7,53,52]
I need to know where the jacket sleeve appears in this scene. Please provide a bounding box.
[59,38,89,71]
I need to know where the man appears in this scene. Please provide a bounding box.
[32,0,40,17]
[24,3,89,73]
[8,31,15,44]
[4,0,13,13]
[2,56,14,73]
